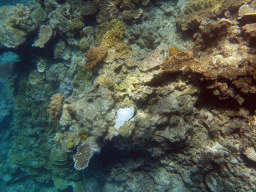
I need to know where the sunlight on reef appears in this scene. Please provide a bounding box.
[2,0,256,192]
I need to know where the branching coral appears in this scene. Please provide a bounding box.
[96,19,131,59]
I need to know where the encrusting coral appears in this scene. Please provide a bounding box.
[48,93,65,121]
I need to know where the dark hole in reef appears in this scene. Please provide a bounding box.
[0,111,13,134]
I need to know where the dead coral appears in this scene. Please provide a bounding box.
[48,93,65,121]
[73,142,93,170]
[84,46,108,70]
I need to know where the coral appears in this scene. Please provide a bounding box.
[160,12,256,105]
[49,1,98,37]
[29,70,45,85]
[53,40,68,59]
[238,4,256,19]
[46,63,69,82]
[96,19,131,59]
[73,142,93,170]
[0,3,47,48]
[177,0,250,31]
[79,37,90,51]
[169,47,180,56]
[36,59,47,73]
[32,25,53,48]
[122,9,143,21]
[141,0,150,6]
[97,1,119,23]
[48,93,65,121]
[84,46,108,70]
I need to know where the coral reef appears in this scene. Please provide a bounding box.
[96,1,119,23]
[5,1,256,192]
[48,93,65,121]
[48,1,98,37]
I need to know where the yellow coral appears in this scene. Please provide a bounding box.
[96,19,131,59]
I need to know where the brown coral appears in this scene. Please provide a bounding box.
[73,142,93,170]
[48,93,65,121]
[84,46,108,70]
